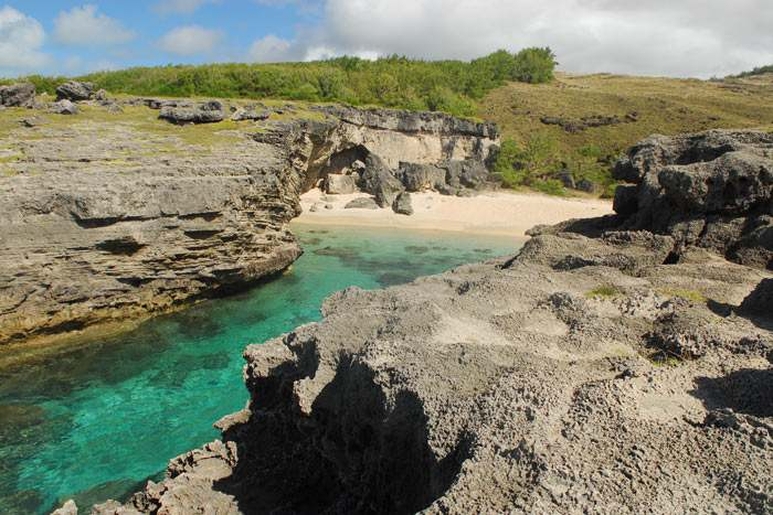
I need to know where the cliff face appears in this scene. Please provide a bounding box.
[0,100,498,345]
[84,130,772,515]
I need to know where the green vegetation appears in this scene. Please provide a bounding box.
[585,285,622,299]
[14,48,557,118]
[5,51,773,196]
[732,65,773,78]
[482,72,773,196]
[657,288,707,304]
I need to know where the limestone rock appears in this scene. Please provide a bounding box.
[56,81,94,101]
[392,191,413,215]
[359,154,404,207]
[231,107,270,122]
[51,500,78,515]
[159,101,225,125]
[51,99,78,115]
[612,130,773,269]
[0,82,35,107]
[325,173,357,194]
[345,197,379,210]
[398,162,447,191]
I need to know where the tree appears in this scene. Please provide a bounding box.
[512,47,557,84]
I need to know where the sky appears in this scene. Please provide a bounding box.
[0,0,771,79]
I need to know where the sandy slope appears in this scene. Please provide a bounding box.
[295,189,614,237]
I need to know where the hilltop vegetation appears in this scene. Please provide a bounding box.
[17,48,556,118]
[732,64,773,78]
[6,51,773,197]
[484,73,773,196]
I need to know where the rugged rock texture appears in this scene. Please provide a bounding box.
[392,191,413,215]
[56,81,94,102]
[0,101,499,345]
[82,130,772,514]
[612,130,773,269]
[0,83,35,107]
[159,100,226,125]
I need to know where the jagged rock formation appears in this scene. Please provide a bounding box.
[613,130,773,269]
[0,93,497,345]
[0,83,35,108]
[80,129,772,515]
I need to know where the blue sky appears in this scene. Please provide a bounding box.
[1,1,771,79]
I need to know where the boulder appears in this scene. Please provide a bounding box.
[359,154,404,208]
[557,169,576,189]
[398,162,446,192]
[392,192,414,215]
[345,197,379,210]
[56,81,94,101]
[444,159,490,189]
[231,108,271,122]
[576,178,600,193]
[325,174,358,195]
[159,100,225,125]
[611,130,773,268]
[738,278,773,318]
[52,99,78,115]
[0,82,35,107]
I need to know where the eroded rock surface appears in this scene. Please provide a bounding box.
[83,130,772,514]
[0,100,499,345]
[612,129,773,269]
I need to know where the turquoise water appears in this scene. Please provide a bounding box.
[0,224,519,514]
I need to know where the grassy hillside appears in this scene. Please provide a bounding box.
[480,72,773,195]
[5,55,772,197]
[14,49,556,119]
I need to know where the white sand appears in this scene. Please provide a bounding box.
[294,189,613,238]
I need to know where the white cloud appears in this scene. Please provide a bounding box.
[153,0,220,15]
[159,25,222,56]
[248,35,293,62]
[54,4,135,46]
[0,6,50,76]
[252,0,773,78]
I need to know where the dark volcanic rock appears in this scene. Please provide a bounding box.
[0,83,35,107]
[56,81,94,101]
[159,101,225,125]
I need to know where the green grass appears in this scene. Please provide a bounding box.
[6,50,556,119]
[657,287,708,304]
[585,285,622,299]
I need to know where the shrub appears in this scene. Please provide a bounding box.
[512,47,557,84]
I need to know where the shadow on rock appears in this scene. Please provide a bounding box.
[214,355,469,514]
[692,368,773,418]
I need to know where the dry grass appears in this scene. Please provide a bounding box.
[479,72,773,158]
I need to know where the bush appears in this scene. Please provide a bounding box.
[512,47,557,84]
[6,48,558,117]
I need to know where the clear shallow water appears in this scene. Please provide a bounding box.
[0,224,519,514]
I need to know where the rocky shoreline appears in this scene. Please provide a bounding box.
[0,83,498,345]
[54,130,772,514]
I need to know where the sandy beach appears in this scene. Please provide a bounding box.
[295,189,614,237]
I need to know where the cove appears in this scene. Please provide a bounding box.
[0,224,520,514]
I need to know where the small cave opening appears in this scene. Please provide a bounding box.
[304,145,371,193]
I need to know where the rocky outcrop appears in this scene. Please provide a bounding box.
[0,101,499,345]
[159,100,226,125]
[612,130,773,269]
[392,191,413,215]
[81,130,772,514]
[56,81,94,102]
[0,83,35,107]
